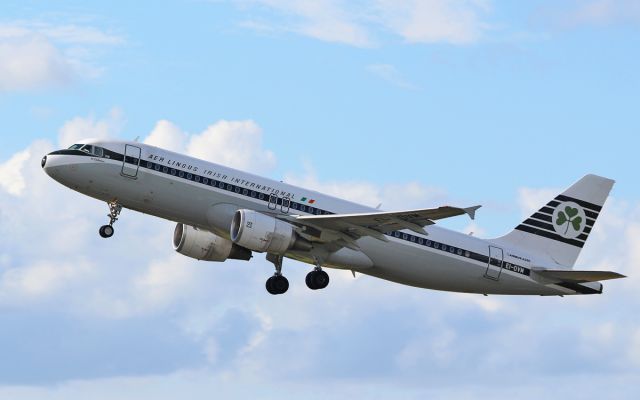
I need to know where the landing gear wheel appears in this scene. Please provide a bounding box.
[99,225,114,238]
[306,270,330,290]
[99,200,122,238]
[266,275,289,295]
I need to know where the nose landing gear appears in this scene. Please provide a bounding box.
[99,200,122,239]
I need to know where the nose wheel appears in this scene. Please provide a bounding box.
[99,201,122,239]
[99,225,114,238]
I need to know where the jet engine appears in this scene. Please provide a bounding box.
[173,223,252,261]
[230,209,312,254]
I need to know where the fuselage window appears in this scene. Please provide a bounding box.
[402,233,408,240]
[441,245,447,251]
[426,240,432,247]
[226,184,233,191]
[449,247,455,254]
[147,161,153,168]
[464,251,471,258]
[250,191,257,198]
[308,207,314,214]
[457,249,463,256]
[187,173,193,180]
[418,238,424,245]
[291,203,298,210]
[258,193,265,200]
[154,164,160,171]
[243,189,248,196]
[394,231,400,238]
[434,242,439,249]
[234,186,241,193]
[410,236,416,242]
[203,178,208,185]
[194,176,200,182]
[179,171,184,178]
[162,166,168,173]
[170,169,176,175]
[300,205,306,212]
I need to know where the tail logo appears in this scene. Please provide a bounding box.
[553,202,586,239]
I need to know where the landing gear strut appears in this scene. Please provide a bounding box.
[306,258,329,290]
[265,253,289,295]
[99,200,122,239]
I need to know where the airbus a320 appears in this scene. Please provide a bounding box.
[41,139,625,296]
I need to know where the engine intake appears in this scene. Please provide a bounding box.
[173,223,252,262]
[230,209,311,254]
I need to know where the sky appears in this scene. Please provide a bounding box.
[0,0,639,398]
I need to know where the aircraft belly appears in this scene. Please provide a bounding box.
[359,238,561,295]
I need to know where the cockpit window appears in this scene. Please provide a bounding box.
[79,145,93,155]
[72,144,104,157]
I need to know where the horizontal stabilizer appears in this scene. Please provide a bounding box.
[533,268,626,283]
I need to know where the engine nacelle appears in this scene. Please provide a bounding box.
[173,223,252,262]
[230,209,312,254]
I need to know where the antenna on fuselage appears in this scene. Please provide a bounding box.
[376,203,382,209]
[134,136,140,142]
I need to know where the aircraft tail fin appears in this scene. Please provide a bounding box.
[496,174,614,267]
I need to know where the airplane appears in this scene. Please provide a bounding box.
[41,139,625,296]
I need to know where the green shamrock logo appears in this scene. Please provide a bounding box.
[556,206,583,235]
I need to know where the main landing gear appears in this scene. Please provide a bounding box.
[99,200,122,239]
[306,258,329,290]
[264,254,330,295]
[266,254,289,295]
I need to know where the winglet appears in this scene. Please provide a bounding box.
[464,205,482,220]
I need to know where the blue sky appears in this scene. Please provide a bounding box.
[0,1,639,399]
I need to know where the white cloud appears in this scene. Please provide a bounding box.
[240,0,373,46]
[374,0,490,44]
[0,21,123,92]
[517,186,559,217]
[0,35,74,91]
[58,108,125,147]
[284,163,449,209]
[237,0,491,46]
[144,119,277,174]
[187,120,276,174]
[563,0,640,27]
[144,120,188,153]
[0,260,94,301]
[0,148,31,196]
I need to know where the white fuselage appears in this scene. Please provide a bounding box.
[42,139,594,296]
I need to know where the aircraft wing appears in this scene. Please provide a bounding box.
[289,205,481,248]
[532,268,626,283]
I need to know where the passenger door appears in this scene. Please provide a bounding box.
[484,245,504,281]
[121,144,141,179]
